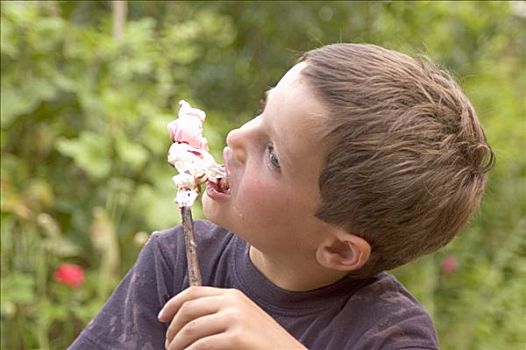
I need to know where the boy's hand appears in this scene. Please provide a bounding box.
[158,286,307,350]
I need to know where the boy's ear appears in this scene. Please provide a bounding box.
[315,229,371,272]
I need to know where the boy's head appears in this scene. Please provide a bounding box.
[203,43,494,283]
[300,43,495,276]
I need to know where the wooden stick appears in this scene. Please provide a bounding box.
[181,206,202,286]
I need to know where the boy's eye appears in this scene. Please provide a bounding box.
[267,145,281,170]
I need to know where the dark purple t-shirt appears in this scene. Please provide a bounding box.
[69,220,438,349]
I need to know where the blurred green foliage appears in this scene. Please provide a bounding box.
[1,1,525,349]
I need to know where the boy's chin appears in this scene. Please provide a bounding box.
[201,194,222,223]
[202,197,235,233]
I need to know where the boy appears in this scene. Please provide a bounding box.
[70,43,494,349]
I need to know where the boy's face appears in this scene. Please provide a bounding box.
[203,62,331,257]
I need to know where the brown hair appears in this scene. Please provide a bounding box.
[300,43,495,277]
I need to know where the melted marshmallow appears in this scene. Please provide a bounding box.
[167,100,225,207]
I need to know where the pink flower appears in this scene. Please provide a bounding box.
[54,263,85,287]
[440,256,459,273]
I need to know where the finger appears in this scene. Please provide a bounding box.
[167,313,227,350]
[159,286,224,322]
[165,295,222,345]
[185,333,237,350]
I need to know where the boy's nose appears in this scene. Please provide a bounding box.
[226,116,261,164]
[226,128,247,164]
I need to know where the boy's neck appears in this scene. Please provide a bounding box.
[248,245,349,292]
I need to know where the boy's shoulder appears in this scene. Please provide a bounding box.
[336,272,438,349]
[356,272,424,308]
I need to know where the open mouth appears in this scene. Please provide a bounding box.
[217,175,230,193]
[209,174,230,194]
[207,162,230,198]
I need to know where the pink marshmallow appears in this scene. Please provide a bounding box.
[167,100,208,150]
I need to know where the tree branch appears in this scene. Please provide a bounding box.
[112,0,127,43]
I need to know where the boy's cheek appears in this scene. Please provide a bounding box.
[237,185,293,228]
[239,178,282,207]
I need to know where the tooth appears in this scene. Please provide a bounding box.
[220,176,230,191]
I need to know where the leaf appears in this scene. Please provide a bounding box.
[1,76,59,128]
[0,12,18,58]
[0,84,39,128]
[43,237,81,257]
[131,182,179,229]
[25,179,54,211]
[90,207,120,278]
[0,274,35,307]
[114,131,149,171]
[140,111,174,154]
[55,131,112,179]
[37,299,68,325]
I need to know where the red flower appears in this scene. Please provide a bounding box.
[54,263,85,287]
[441,256,459,273]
